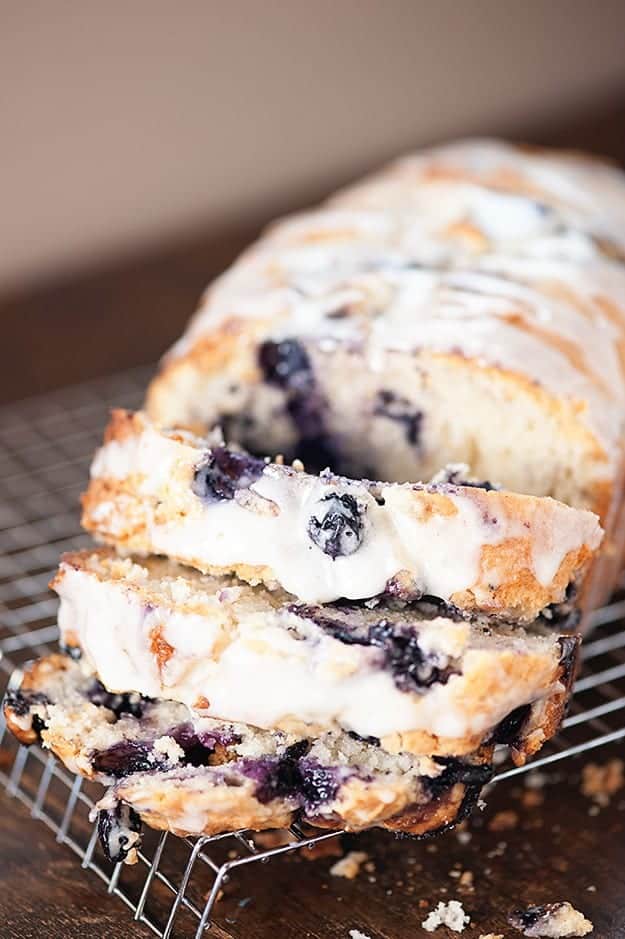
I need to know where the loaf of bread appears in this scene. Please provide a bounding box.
[51,549,579,762]
[81,410,601,619]
[7,139,620,862]
[145,140,625,610]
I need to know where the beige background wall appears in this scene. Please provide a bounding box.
[2,0,625,293]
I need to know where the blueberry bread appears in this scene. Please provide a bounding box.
[52,549,579,762]
[3,654,495,858]
[144,140,625,609]
[81,410,601,618]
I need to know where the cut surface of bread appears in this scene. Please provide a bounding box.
[52,549,579,760]
[144,140,625,609]
[3,654,495,860]
[82,410,601,619]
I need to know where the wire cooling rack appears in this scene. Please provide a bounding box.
[0,367,624,937]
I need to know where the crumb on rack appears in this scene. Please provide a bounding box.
[330,851,369,880]
[581,758,624,806]
[348,930,372,939]
[422,900,470,933]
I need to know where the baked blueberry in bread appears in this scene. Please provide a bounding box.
[508,902,593,937]
[81,410,601,618]
[3,654,495,860]
[52,549,580,762]
[144,140,625,610]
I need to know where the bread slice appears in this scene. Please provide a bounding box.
[3,654,495,859]
[81,410,601,620]
[144,140,625,609]
[51,549,579,763]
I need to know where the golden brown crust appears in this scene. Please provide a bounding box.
[103,408,146,445]
[510,636,579,766]
[382,781,467,836]
[118,775,295,837]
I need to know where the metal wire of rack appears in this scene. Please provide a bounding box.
[0,367,624,937]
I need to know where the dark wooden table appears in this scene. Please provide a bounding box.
[2,91,625,937]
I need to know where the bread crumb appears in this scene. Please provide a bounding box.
[459,871,474,888]
[348,930,371,939]
[478,934,504,939]
[509,901,593,936]
[422,900,470,933]
[581,759,624,806]
[489,810,519,831]
[330,851,369,880]
[152,735,184,764]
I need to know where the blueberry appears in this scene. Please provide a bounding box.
[241,756,303,804]
[97,802,142,864]
[299,762,342,811]
[169,721,241,767]
[491,704,531,746]
[87,681,151,721]
[192,447,265,502]
[509,905,553,930]
[240,745,342,812]
[289,604,458,693]
[426,756,494,798]
[240,742,311,804]
[259,339,337,472]
[347,730,381,747]
[3,688,49,718]
[92,740,167,778]
[307,493,364,559]
[367,621,457,693]
[258,339,311,388]
[374,390,423,447]
[431,466,496,490]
